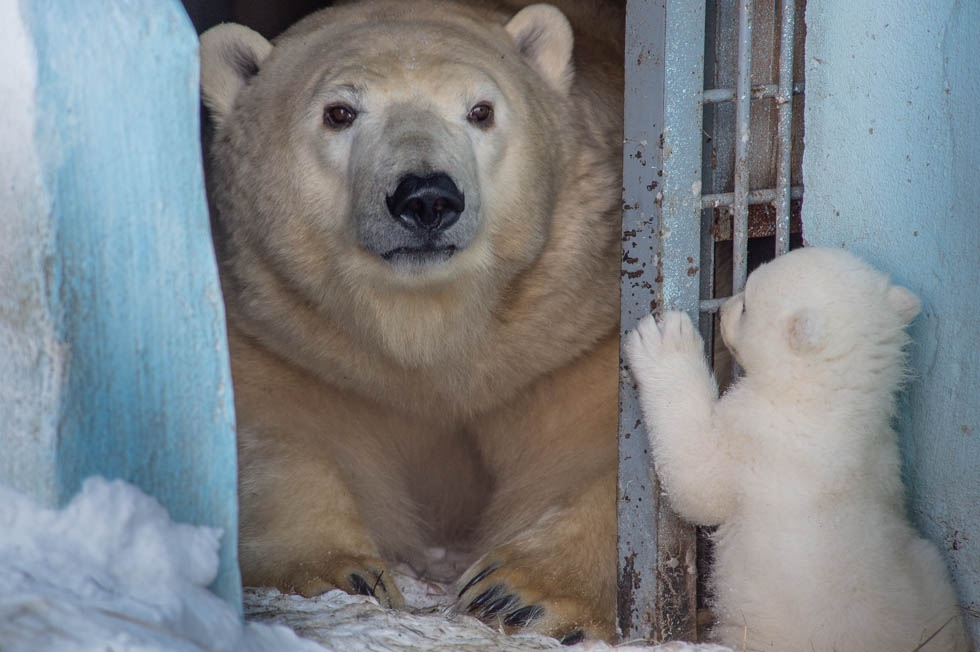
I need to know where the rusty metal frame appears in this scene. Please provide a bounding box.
[618,0,801,642]
[619,0,703,642]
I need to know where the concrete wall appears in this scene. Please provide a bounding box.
[802,1,979,642]
[0,0,240,608]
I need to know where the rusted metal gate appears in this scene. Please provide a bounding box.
[618,0,805,641]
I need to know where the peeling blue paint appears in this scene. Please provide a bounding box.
[2,0,240,609]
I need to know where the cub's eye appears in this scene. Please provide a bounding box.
[324,104,357,129]
[467,102,494,128]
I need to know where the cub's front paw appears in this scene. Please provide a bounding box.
[624,313,664,380]
[276,554,405,608]
[658,310,704,356]
[455,550,609,643]
[626,310,703,379]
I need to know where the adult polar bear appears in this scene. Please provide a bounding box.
[199,0,624,641]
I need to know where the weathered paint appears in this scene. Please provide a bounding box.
[0,0,240,608]
[772,0,796,256]
[620,2,667,639]
[802,1,980,643]
[730,0,753,292]
[620,0,703,641]
[0,0,59,506]
[654,0,705,639]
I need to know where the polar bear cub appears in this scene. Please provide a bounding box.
[625,247,970,651]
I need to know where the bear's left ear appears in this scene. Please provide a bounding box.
[505,4,574,94]
[886,284,921,324]
[199,24,273,128]
[788,310,826,354]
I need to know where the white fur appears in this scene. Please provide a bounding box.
[199,24,271,126]
[625,247,970,652]
[504,4,575,94]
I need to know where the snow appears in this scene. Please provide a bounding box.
[0,477,729,652]
[0,477,320,652]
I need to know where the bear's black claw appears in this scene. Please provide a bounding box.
[482,593,518,618]
[559,629,586,646]
[467,583,504,613]
[348,573,375,597]
[503,604,544,627]
[458,563,500,598]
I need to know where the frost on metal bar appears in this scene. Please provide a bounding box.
[701,185,803,210]
[731,0,754,294]
[620,0,803,643]
[619,0,702,643]
[619,0,666,641]
[774,0,797,255]
[703,81,803,104]
[656,0,705,640]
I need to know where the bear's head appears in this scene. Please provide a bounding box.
[719,247,921,390]
[199,2,579,364]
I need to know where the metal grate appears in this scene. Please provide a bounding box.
[701,0,803,304]
[618,0,804,642]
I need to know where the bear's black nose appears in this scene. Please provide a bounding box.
[386,173,464,232]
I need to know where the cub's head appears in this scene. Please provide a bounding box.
[199,1,575,299]
[719,247,920,386]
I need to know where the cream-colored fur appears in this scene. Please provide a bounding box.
[200,0,623,641]
[626,247,970,651]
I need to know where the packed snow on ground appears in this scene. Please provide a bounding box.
[0,477,730,652]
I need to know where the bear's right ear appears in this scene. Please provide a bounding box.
[886,284,921,325]
[199,24,273,127]
[505,4,574,95]
[788,309,826,354]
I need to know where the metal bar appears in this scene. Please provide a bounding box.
[701,184,803,209]
[622,0,806,642]
[619,0,667,642]
[657,0,706,637]
[703,81,803,104]
[619,0,703,642]
[731,0,753,294]
[662,2,707,320]
[699,297,728,313]
[773,0,797,256]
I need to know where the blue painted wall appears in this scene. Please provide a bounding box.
[802,1,980,642]
[0,0,240,608]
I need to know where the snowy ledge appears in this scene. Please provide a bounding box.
[0,477,729,652]
[245,584,730,652]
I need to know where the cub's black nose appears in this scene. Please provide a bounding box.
[386,173,464,232]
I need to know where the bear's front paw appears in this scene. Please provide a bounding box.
[277,555,405,609]
[455,551,608,643]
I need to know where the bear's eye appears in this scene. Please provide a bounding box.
[467,102,494,128]
[324,104,357,129]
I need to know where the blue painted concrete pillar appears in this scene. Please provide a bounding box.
[802,0,980,642]
[0,0,240,608]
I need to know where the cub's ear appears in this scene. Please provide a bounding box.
[788,310,826,353]
[886,284,921,324]
[505,4,574,94]
[199,24,272,127]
